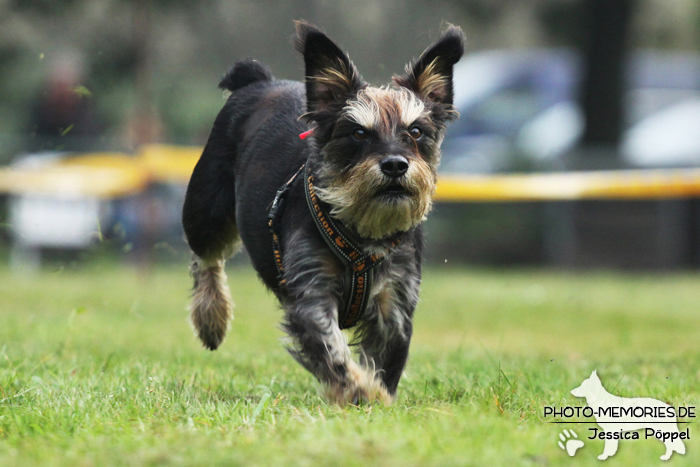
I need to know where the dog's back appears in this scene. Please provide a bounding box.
[182,59,307,349]
[183,59,307,262]
[182,59,274,261]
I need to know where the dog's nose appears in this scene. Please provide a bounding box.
[380,155,409,178]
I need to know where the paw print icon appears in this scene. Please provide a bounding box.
[558,429,584,456]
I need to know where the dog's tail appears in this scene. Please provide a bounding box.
[219,59,273,93]
[189,256,233,350]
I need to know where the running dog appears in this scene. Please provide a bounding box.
[182,22,465,404]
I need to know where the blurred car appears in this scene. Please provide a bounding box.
[4,147,192,269]
[440,49,700,173]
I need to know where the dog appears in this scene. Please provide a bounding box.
[182,21,465,405]
[571,370,686,460]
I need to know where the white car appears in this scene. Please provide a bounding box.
[442,49,700,172]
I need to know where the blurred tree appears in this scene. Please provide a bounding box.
[536,0,585,46]
[538,0,637,155]
[123,1,164,147]
[9,0,78,15]
[1,0,695,158]
[578,0,636,148]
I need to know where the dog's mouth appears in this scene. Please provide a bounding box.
[378,182,411,198]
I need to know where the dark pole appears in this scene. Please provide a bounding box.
[579,0,636,148]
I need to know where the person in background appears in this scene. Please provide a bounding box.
[26,50,102,152]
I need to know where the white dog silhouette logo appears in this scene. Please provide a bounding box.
[571,370,686,461]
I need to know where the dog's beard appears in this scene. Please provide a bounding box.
[316,156,436,239]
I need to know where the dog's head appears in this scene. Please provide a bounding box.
[296,22,465,239]
[571,370,603,399]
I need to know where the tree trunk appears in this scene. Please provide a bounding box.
[579,0,636,148]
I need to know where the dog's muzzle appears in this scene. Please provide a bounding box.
[378,155,412,197]
[380,155,409,179]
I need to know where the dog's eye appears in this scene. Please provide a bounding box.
[352,129,368,141]
[409,126,423,140]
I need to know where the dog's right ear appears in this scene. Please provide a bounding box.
[295,21,365,120]
[394,25,465,125]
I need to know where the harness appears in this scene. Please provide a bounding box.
[267,163,306,287]
[268,159,404,329]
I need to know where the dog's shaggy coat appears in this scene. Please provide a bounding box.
[182,22,464,404]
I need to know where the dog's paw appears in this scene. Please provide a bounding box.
[325,379,393,406]
[558,429,584,457]
[326,383,392,406]
[325,362,392,406]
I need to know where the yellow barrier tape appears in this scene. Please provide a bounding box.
[0,146,197,198]
[2,145,700,201]
[138,144,201,183]
[435,168,700,202]
[0,164,149,198]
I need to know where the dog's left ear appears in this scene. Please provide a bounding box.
[295,21,365,120]
[394,25,465,118]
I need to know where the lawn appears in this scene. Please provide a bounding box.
[1,263,699,466]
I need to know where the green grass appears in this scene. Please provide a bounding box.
[1,263,699,466]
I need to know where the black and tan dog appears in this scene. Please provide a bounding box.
[182,22,464,404]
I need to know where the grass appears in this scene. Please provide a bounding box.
[1,262,699,466]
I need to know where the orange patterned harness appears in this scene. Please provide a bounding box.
[268,160,404,328]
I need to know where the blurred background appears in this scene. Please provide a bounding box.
[1,0,699,271]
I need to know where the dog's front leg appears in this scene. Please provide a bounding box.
[356,255,420,397]
[283,296,391,405]
[357,277,416,397]
[281,236,391,405]
[358,317,413,397]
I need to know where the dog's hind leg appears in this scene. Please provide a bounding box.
[182,110,242,350]
[182,59,274,350]
[183,171,241,350]
[183,184,241,350]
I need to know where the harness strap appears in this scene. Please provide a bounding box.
[303,162,404,328]
[268,164,306,286]
[267,160,404,329]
